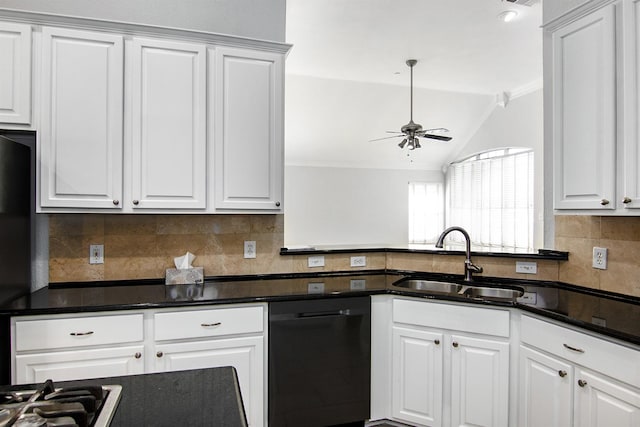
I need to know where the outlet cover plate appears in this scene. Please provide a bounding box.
[350,256,366,267]
[244,241,256,259]
[592,247,608,270]
[516,261,537,274]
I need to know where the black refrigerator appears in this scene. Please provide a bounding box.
[0,133,32,385]
[0,134,31,307]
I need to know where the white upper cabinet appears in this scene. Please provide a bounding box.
[621,0,640,210]
[129,38,207,210]
[551,0,640,214]
[39,27,124,209]
[213,47,284,211]
[0,21,31,125]
[552,4,616,210]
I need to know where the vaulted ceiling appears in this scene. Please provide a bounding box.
[284,0,543,170]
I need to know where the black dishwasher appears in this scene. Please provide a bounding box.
[269,296,371,427]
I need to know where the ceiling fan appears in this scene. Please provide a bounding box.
[371,59,452,150]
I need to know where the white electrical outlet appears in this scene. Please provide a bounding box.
[307,282,325,293]
[350,256,366,267]
[307,255,325,268]
[244,241,256,259]
[592,247,608,270]
[516,261,537,274]
[89,244,104,264]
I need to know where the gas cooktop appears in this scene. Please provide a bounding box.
[0,379,121,427]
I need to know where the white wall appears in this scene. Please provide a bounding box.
[448,89,544,248]
[0,0,286,41]
[284,166,443,247]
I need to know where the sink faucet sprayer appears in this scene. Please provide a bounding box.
[435,226,483,282]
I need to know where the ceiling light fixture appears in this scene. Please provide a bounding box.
[498,10,518,22]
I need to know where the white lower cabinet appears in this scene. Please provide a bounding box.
[519,315,640,427]
[390,298,510,427]
[12,303,266,427]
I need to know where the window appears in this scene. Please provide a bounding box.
[446,148,534,252]
[408,181,444,244]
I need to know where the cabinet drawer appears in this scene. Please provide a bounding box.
[15,314,143,352]
[154,305,263,341]
[521,315,640,387]
[393,298,510,337]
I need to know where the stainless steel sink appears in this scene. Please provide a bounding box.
[392,279,464,294]
[462,286,524,301]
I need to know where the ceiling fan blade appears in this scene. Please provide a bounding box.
[385,131,403,134]
[369,134,405,142]
[422,133,453,142]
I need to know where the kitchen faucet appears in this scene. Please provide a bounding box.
[435,226,483,282]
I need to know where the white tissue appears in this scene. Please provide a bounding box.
[174,251,196,269]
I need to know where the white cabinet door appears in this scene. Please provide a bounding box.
[552,4,616,210]
[130,38,207,210]
[574,368,640,427]
[153,336,264,427]
[14,345,144,384]
[519,345,573,427]
[39,27,124,209]
[450,334,510,427]
[0,21,31,124]
[392,326,443,427]
[213,47,284,211]
[621,0,640,210]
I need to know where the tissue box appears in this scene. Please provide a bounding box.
[165,267,204,285]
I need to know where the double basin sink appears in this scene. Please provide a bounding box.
[392,278,525,302]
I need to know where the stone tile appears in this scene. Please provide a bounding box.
[599,239,640,297]
[250,214,284,234]
[156,234,209,260]
[556,236,600,289]
[386,252,434,273]
[473,257,560,282]
[49,258,104,283]
[601,216,640,241]
[104,214,157,236]
[211,215,252,235]
[554,215,601,239]
[104,235,158,258]
[49,214,104,237]
[104,256,167,281]
[156,215,216,235]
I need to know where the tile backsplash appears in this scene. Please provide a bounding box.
[48,214,640,298]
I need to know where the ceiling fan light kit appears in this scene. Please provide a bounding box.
[370,59,452,150]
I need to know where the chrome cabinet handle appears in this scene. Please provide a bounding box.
[623,197,632,204]
[200,322,222,327]
[134,352,142,359]
[434,339,440,345]
[132,200,139,205]
[452,342,459,348]
[600,199,610,206]
[563,343,585,353]
[156,351,163,358]
[113,200,119,206]
[275,201,281,207]
[70,331,94,336]
[558,370,567,378]
[578,379,587,387]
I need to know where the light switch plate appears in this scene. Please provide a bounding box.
[89,244,104,264]
[350,256,366,267]
[516,261,537,274]
[308,255,325,268]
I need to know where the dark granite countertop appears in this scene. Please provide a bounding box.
[0,367,248,427]
[2,271,639,347]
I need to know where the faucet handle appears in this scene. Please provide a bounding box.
[466,261,483,273]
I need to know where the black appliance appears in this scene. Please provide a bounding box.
[269,296,371,427]
[0,134,31,307]
[0,378,122,427]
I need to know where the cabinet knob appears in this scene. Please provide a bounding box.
[156,351,163,358]
[275,201,281,207]
[623,197,632,204]
[600,199,610,206]
[578,379,587,388]
[132,200,139,205]
[113,200,120,206]
[452,342,459,348]
[434,339,440,345]
[134,352,142,359]
[558,370,567,378]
